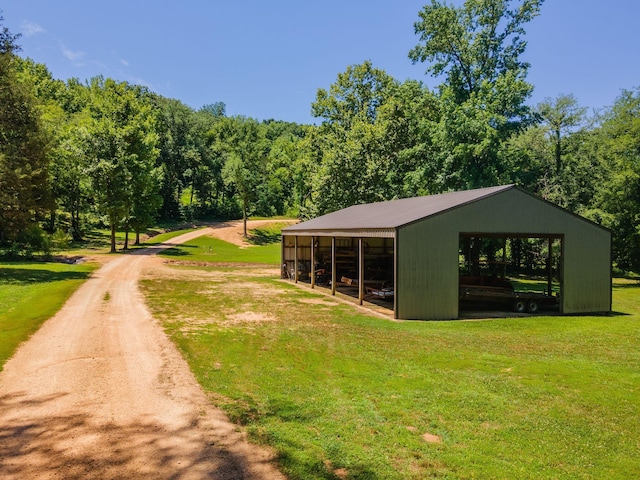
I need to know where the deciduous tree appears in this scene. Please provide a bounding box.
[213,116,267,236]
[83,77,158,252]
[409,0,544,190]
[537,93,587,175]
[594,87,640,272]
[310,61,438,215]
[0,18,51,247]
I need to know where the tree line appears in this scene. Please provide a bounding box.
[1,1,639,272]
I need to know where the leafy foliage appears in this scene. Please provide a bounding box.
[0,29,50,248]
[309,61,439,215]
[593,88,640,272]
[409,0,544,101]
[1,6,639,271]
[83,77,159,252]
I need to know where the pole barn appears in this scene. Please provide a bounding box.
[282,185,611,320]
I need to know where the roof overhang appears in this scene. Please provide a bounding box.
[281,228,395,238]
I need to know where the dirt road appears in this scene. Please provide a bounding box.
[0,223,286,479]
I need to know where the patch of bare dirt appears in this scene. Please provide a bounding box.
[224,312,277,325]
[0,227,285,479]
[422,432,442,444]
[298,298,340,306]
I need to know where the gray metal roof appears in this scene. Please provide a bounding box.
[283,184,515,234]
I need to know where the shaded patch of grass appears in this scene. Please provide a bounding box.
[66,224,199,254]
[0,265,91,285]
[0,262,97,370]
[141,262,640,479]
[67,229,126,253]
[141,228,196,245]
[247,222,290,246]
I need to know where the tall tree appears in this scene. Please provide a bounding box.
[0,17,51,247]
[83,77,158,253]
[409,0,544,102]
[14,57,89,237]
[311,62,397,213]
[409,0,544,190]
[537,93,587,175]
[310,61,437,215]
[212,116,268,236]
[154,98,215,219]
[594,87,640,272]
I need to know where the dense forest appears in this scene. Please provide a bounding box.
[1,1,639,271]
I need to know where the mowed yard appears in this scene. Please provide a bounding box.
[1,228,639,479]
[140,234,640,480]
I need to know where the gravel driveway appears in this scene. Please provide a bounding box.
[0,226,285,479]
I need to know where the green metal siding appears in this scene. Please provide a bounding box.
[396,222,459,319]
[562,227,611,313]
[396,188,610,319]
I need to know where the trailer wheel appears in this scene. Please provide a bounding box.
[514,300,527,313]
[527,300,539,313]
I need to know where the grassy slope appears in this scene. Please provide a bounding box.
[142,237,640,480]
[0,262,96,369]
[160,235,281,264]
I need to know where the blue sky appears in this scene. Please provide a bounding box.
[2,1,638,124]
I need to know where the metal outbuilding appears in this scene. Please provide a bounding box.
[281,184,611,320]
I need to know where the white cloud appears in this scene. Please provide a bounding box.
[120,58,130,67]
[21,21,45,36]
[60,43,86,65]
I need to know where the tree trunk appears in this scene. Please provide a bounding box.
[110,221,116,254]
[555,128,562,174]
[72,208,81,241]
[190,171,196,205]
[243,197,248,238]
[134,231,141,246]
[124,228,129,250]
[49,209,55,233]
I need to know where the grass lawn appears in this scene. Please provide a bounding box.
[159,235,281,265]
[140,238,640,479]
[0,261,97,370]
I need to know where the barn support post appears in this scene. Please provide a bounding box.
[358,237,364,305]
[547,237,553,296]
[393,232,398,319]
[559,237,565,314]
[294,236,298,284]
[311,236,316,288]
[331,237,336,296]
[503,237,508,278]
[281,236,285,279]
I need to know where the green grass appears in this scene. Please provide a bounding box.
[509,276,561,295]
[141,228,197,245]
[140,245,640,480]
[158,235,281,265]
[247,222,291,245]
[0,261,97,370]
